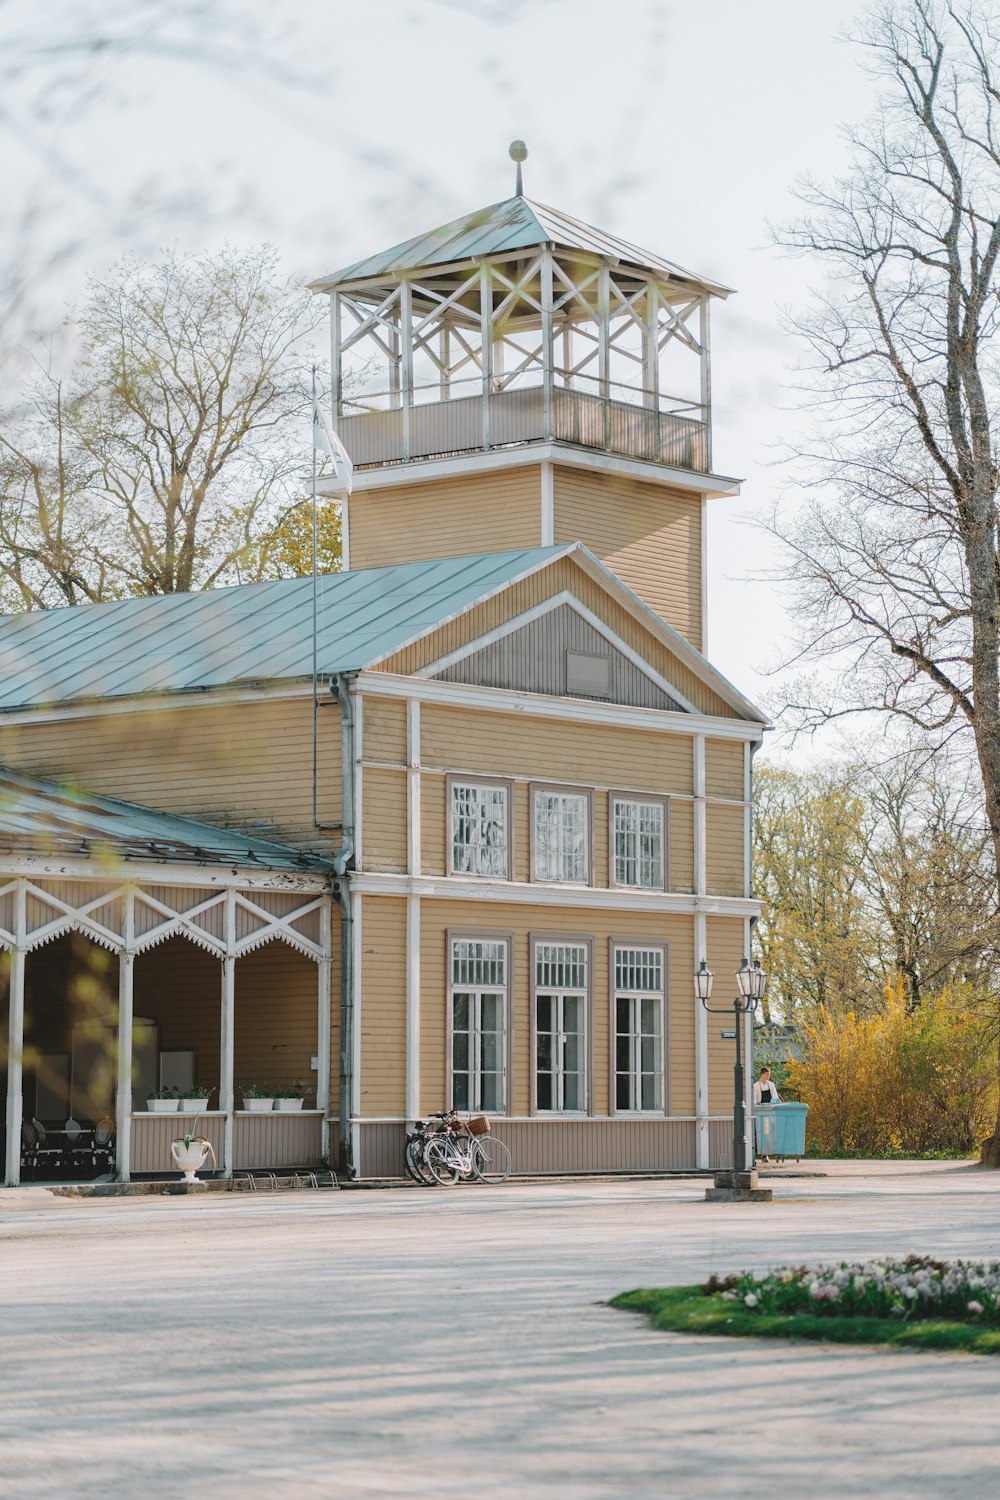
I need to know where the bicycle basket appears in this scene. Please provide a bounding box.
[468,1115,491,1137]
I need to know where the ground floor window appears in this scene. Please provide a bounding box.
[614,946,664,1112]
[534,941,588,1111]
[450,937,507,1112]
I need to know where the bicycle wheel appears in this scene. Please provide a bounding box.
[471,1136,512,1184]
[424,1136,460,1185]
[404,1136,430,1183]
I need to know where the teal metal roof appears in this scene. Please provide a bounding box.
[310,196,732,298]
[0,547,570,711]
[0,767,335,872]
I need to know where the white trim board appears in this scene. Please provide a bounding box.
[357,670,765,743]
[415,590,697,713]
[320,440,741,499]
[351,870,761,919]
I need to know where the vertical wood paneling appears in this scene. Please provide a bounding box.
[706,803,746,897]
[130,1113,226,1174]
[361,766,408,872]
[438,602,683,710]
[705,738,744,798]
[233,1111,324,1167]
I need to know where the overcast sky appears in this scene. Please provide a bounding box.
[3,0,883,755]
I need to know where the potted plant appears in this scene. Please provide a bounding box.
[241,1084,274,1113]
[273,1084,306,1113]
[147,1086,180,1113]
[170,1124,217,1184]
[178,1084,212,1113]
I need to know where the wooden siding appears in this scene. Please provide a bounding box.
[437,602,682,711]
[671,799,695,893]
[131,1113,226,1174]
[233,943,322,1105]
[420,703,694,795]
[361,766,407,873]
[706,916,747,1115]
[376,554,739,719]
[705,738,744,799]
[360,895,407,1116]
[0,695,343,851]
[349,468,540,570]
[706,802,746,898]
[420,772,446,877]
[362,694,407,764]
[552,466,703,648]
[356,1117,703,1178]
[233,1110,324,1168]
[412,897,696,1120]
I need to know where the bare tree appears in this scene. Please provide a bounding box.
[0,245,326,602]
[771,0,1000,1164]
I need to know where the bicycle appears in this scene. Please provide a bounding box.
[421,1111,512,1186]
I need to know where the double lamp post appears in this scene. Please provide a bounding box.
[695,956,768,1174]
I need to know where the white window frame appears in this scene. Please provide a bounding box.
[530,783,593,885]
[532,938,591,1114]
[447,776,512,879]
[448,933,510,1114]
[610,792,668,891]
[611,943,666,1114]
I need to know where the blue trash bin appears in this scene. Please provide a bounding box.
[755,1102,808,1160]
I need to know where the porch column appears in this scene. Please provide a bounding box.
[220,955,235,1177]
[694,735,709,1169]
[317,898,333,1164]
[114,890,135,1181]
[4,882,27,1186]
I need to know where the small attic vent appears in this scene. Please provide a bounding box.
[566,650,610,699]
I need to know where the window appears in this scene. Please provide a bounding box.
[450,938,507,1112]
[449,780,510,878]
[534,942,588,1112]
[612,796,666,890]
[532,787,591,883]
[614,946,664,1112]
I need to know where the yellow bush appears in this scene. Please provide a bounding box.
[788,983,997,1155]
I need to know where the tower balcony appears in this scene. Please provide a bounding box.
[337,379,708,474]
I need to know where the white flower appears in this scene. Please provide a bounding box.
[744,1293,759,1308]
[968,1301,984,1316]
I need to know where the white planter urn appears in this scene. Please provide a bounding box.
[274,1098,304,1112]
[243,1098,274,1113]
[148,1098,179,1113]
[170,1138,212,1184]
[178,1098,209,1113]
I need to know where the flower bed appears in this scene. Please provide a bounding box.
[613,1256,1000,1356]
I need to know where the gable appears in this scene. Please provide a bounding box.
[373,553,745,719]
[430,600,687,712]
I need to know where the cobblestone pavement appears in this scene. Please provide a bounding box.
[1,1161,998,1499]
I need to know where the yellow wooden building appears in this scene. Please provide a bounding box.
[0,186,766,1184]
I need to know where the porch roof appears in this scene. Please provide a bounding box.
[0,767,336,873]
[0,546,570,710]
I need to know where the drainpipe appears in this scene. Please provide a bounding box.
[331,671,357,1178]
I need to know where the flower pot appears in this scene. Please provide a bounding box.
[243,1098,273,1113]
[170,1138,212,1184]
[147,1099,179,1113]
[274,1098,304,1112]
[178,1099,209,1113]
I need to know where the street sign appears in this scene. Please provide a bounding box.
[720,1029,737,1039]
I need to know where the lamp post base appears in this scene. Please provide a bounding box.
[705,1168,772,1202]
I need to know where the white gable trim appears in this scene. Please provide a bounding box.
[415,590,697,713]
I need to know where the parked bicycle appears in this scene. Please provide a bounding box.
[403,1110,512,1186]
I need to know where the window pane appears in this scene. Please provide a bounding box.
[453,992,470,1030]
[615,1075,631,1111]
[562,995,581,1032]
[481,994,500,1032]
[640,1073,656,1111]
[537,1072,552,1110]
[616,997,630,1031]
[537,1033,552,1071]
[641,997,659,1035]
[615,1035,631,1072]
[640,1035,657,1072]
[481,1072,499,1112]
[535,791,588,881]
[452,784,508,877]
[453,1033,469,1072]
[563,1033,580,1074]
[453,1072,469,1111]
[563,1075,580,1111]
[536,994,552,1032]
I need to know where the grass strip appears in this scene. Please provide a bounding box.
[611,1286,1000,1356]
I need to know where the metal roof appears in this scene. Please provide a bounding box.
[0,547,571,711]
[0,767,335,873]
[310,196,732,298]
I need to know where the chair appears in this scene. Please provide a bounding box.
[92,1118,115,1177]
[21,1118,62,1180]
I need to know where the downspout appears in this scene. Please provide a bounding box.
[332,670,357,1177]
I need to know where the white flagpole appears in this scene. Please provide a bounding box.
[311,364,320,825]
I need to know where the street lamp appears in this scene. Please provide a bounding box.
[696,956,767,1174]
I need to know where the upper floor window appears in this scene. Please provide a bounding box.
[449,779,510,879]
[532,786,591,884]
[612,796,666,890]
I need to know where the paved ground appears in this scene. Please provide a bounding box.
[1,1160,998,1499]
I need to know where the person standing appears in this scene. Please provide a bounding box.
[753,1067,780,1163]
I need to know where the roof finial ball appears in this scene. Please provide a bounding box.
[509,139,528,198]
